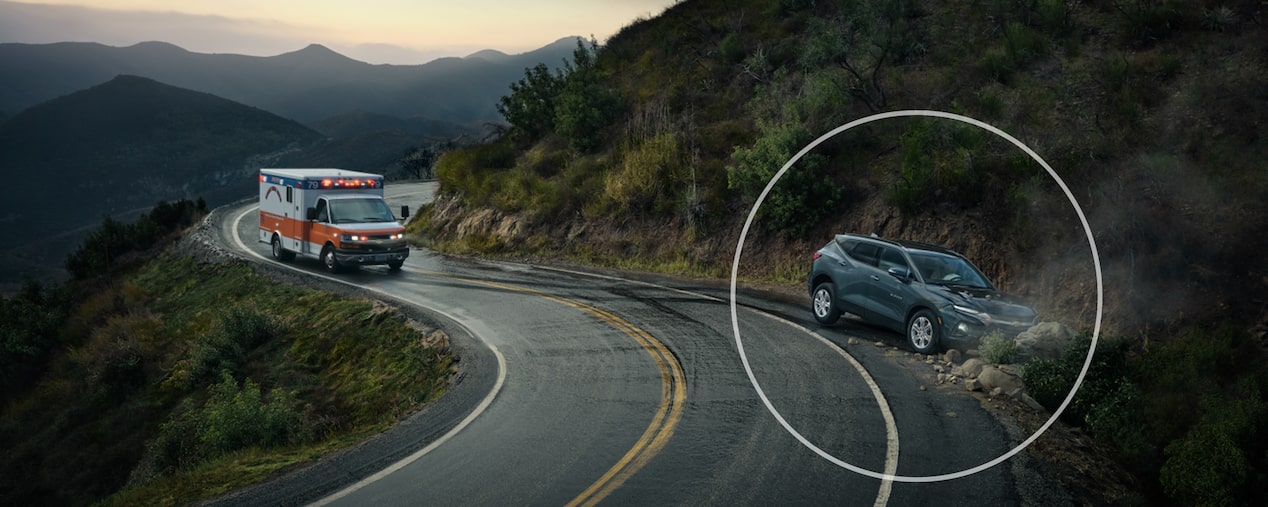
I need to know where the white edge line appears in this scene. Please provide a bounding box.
[526,263,897,506]
[224,204,507,506]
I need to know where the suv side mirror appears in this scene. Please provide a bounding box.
[306,207,318,221]
[887,266,911,283]
[400,205,410,219]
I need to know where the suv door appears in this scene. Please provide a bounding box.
[839,240,883,320]
[869,246,917,330]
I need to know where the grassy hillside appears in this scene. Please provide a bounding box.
[0,203,454,506]
[415,0,1268,504]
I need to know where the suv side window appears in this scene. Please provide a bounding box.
[879,246,910,272]
[847,242,880,267]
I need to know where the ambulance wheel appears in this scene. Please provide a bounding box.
[388,260,404,271]
[271,235,294,261]
[321,245,341,273]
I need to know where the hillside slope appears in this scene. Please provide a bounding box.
[0,75,322,283]
[418,1,1268,503]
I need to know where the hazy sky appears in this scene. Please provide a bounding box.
[0,0,679,63]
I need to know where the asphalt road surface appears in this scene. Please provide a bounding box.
[208,182,1064,506]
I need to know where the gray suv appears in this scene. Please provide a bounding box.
[807,234,1036,353]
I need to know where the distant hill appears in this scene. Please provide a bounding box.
[0,37,581,123]
[0,74,322,283]
[309,109,479,141]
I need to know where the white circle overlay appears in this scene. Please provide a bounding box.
[728,110,1104,482]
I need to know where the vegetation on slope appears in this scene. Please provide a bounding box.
[0,201,454,506]
[414,0,1268,504]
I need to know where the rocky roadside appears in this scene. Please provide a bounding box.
[856,322,1141,505]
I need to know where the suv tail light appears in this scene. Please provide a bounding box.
[813,252,822,260]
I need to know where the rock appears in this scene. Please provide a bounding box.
[934,365,945,374]
[1021,393,1046,411]
[990,387,1004,398]
[943,349,962,364]
[875,341,885,347]
[937,373,947,384]
[977,365,1024,394]
[919,385,926,391]
[925,357,934,364]
[965,378,981,391]
[952,358,985,379]
[1014,321,1075,363]
[847,337,859,346]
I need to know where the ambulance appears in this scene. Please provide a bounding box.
[258,168,409,272]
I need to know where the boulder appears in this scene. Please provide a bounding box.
[977,365,1024,394]
[965,378,981,391]
[1014,322,1075,362]
[943,349,962,364]
[951,358,986,379]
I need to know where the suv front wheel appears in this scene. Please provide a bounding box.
[907,309,940,353]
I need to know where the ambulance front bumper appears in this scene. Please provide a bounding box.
[334,246,409,266]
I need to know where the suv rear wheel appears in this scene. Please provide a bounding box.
[812,282,841,325]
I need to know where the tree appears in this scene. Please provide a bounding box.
[554,38,622,153]
[496,38,622,153]
[400,146,438,180]
[496,63,565,144]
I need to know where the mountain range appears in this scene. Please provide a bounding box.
[0,37,581,124]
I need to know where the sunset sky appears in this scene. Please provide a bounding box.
[0,0,680,63]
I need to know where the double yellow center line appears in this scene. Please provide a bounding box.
[419,271,686,506]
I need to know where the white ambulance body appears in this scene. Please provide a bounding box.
[258,168,409,272]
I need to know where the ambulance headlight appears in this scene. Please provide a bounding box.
[390,233,405,240]
[341,234,366,242]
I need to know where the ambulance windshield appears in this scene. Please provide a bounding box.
[328,198,396,224]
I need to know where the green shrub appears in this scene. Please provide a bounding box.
[188,308,276,386]
[980,332,1017,364]
[152,372,304,473]
[65,199,206,280]
[1160,421,1250,507]
[727,121,840,238]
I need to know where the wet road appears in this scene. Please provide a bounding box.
[212,182,1038,506]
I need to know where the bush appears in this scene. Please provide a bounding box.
[727,121,841,238]
[0,280,69,399]
[188,308,276,386]
[980,332,1017,364]
[151,372,304,473]
[65,199,206,280]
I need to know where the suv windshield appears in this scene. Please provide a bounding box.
[908,251,992,289]
[329,198,395,224]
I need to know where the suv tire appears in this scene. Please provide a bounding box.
[907,309,940,353]
[812,282,841,325]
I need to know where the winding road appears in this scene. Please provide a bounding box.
[207,182,1059,506]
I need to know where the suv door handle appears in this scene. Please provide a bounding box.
[870,275,880,281]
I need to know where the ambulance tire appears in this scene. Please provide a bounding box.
[271,235,295,261]
[388,260,404,271]
[321,244,341,273]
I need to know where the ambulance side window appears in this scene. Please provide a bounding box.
[314,199,329,222]
[286,187,293,203]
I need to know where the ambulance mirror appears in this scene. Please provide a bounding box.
[401,206,410,219]
[306,207,318,221]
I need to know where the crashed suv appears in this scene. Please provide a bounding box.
[807,234,1036,353]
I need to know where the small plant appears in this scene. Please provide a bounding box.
[980,331,1018,364]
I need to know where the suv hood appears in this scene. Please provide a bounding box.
[933,285,1036,322]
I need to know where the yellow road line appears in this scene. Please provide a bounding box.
[419,271,686,507]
